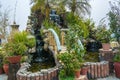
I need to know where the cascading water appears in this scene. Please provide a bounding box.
[27,9,56,72]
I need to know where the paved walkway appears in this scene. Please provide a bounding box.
[0,74,7,80]
[97,74,120,80]
[0,74,120,80]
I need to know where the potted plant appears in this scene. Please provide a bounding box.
[57,52,83,79]
[96,27,111,50]
[3,57,9,75]
[57,52,75,77]
[72,58,82,78]
[3,31,32,64]
[4,42,27,64]
[113,51,120,78]
[0,47,9,75]
[11,31,36,49]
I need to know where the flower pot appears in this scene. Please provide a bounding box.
[7,55,21,64]
[102,43,110,50]
[0,68,3,74]
[3,64,9,75]
[80,66,88,75]
[74,69,81,78]
[114,62,120,78]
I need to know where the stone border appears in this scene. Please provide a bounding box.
[85,61,109,79]
[17,63,59,80]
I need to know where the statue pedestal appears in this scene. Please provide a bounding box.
[8,63,20,80]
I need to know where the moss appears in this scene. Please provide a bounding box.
[27,63,55,72]
[84,52,99,62]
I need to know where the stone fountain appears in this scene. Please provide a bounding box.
[17,9,59,80]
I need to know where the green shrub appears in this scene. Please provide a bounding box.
[114,50,120,62]
[57,52,81,77]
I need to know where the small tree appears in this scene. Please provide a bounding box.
[108,1,120,42]
[0,3,9,40]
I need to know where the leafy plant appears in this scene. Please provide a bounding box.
[108,1,120,42]
[57,52,81,77]
[3,42,27,56]
[11,31,36,48]
[42,19,60,37]
[0,63,3,68]
[96,26,111,43]
[26,35,36,48]
[0,49,3,68]
[84,52,99,62]
[114,54,120,62]
[66,12,89,38]
[84,19,96,39]
[65,23,86,62]
[20,56,28,63]
[114,50,120,62]
[2,57,9,64]
[12,31,28,43]
[0,48,4,59]
[59,73,74,80]
[3,31,36,57]
[0,47,9,65]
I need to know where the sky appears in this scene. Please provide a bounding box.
[0,0,31,31]
[90,0,111,26]
[0,0,113,31]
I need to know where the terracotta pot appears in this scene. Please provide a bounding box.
[3,64,9,75]
[7,55,21,64]
[80,67,88,75]
[0,68,3,74]
[102,43,110,50]
[114,62,120,78]
[74,69,80,78]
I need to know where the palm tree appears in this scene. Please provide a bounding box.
[51,0,91,16]
[30,0,50,19]
[49,0,66,14]
[30,0,45,12]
